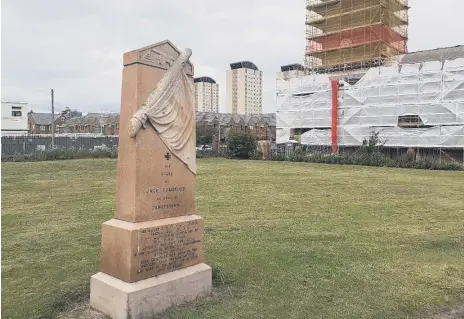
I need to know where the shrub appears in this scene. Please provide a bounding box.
[196,124,216,146]
[227,133,258,159]
[262,132,462,171]
[268,151,286,161]
[438,163,463,171]
[295,152,461,171]
[1,147,118,162]
[196,150,223,159]
[288,148,307,162]
[360,131,385,156]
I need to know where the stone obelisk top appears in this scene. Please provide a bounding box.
[114,40,196,223]
[123,40,194,75]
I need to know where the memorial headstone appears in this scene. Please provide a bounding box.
[90,40,212,319]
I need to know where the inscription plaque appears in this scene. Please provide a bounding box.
[136,219,202,276]
[101,216,204,282]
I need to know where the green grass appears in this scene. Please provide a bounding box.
[2,158,464,319]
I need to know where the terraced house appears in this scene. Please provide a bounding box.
[28,111,67,134]
[56,113,120,135]
[196,112,276,142]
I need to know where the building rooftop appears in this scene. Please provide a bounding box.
[281,64,305,72]
[59,113,120,127]
[194,76,216,84]
[230,61,259,71]
[399,45,464,64]
[2,101,28,105]
[196,112,275,126]
[326,45,464,81]
[28,112,62,125]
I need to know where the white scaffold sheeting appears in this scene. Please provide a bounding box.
[276,58,464,147]
[276,128,291,143]
[276,73,333,130]
[299,126,464,148]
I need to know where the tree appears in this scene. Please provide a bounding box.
[227,132,258,159]
[196,124,215,146]
[361,131,384,155]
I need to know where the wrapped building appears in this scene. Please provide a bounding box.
[277,46,464,163]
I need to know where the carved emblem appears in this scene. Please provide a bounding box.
[141,49,175,69]
[140,42,193,75]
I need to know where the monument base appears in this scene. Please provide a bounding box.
[90,263,212,319]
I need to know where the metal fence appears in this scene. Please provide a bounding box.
[4,134,460,166]
[1,134,119,155]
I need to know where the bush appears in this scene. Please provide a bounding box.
[262,132,463,171]
[265,149,463,171]
[196,124,216,146]
[196,150,223,159]
[227,133,258,159]
[1,147,118,162]
[288,148,307,162]
[360,131,385,156]
[269,152,286,161]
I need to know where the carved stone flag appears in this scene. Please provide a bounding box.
[128,48,196,174]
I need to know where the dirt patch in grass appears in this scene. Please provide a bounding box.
[423,300,464,319]
[56,303,108,319]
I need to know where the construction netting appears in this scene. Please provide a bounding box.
[276,57,464,148]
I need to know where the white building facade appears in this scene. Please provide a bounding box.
[1,101,28,135]
[194,77,219,113]
[226,61,262,115]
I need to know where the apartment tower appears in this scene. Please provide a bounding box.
[194,77,219,113]
[305,0,409,73]
[226,61,262,114]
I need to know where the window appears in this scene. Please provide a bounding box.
[398,115,424,128]
[40,126,46,131]
[12,111,22,117]
[61,117,65,122]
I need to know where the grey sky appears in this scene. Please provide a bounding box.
[1,0,463,114]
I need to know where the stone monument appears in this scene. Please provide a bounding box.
[90,40,212,319]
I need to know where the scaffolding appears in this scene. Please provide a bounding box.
[305,0,409,74]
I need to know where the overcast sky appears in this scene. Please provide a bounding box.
[1,0,463,114]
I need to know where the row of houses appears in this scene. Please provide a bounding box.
[24,111,119,135]
[4,108,276,141]
[57,112,277,141]
[56,113,120,135]
[196,112,276,141]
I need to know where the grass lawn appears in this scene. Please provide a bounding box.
[2,158,464,319]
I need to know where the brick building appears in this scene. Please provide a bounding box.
[57,113,120,135]
[28,111,67,134]
[196,112,276,142]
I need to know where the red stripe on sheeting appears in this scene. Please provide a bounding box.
[331,80,339,154]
